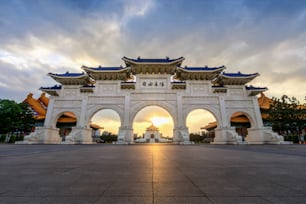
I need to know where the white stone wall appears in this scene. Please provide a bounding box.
[21,72,283,144]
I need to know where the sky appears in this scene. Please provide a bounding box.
[1,0,306,135]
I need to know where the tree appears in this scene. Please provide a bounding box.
[0,99,36,135]
[268,95,306,141]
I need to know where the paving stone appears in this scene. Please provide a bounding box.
[1,144,306,203]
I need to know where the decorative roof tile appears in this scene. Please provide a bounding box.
[40,85,62,90]
[221,72,259,78]
[181,66,225,71]
[245,85,267,90]
[122,56,185,64]
[82,65,126,71]
[48,72,86,77]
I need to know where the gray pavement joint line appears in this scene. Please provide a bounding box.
[174,162,214,204]
[259,195,276,203]
[266,176,306,196]
[204,145,306,158]
[0,149,77,157]
[93,182,115,203]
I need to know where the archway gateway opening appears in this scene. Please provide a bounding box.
[186,109,217,143]
[90,109,121,142]
[21,56,283,145]
[230,112,251,141]
[133,106,174,143]
[56,112,77,141]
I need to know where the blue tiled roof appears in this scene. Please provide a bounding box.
[82,65,127,71]
[180,66,225,71]
[222,72,258,77]
[245,86,267,90]
[123,56,184,63]
[92,66,125,70]
[40,85,62,90]
[48,72,85,77]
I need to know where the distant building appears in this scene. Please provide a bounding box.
[135,123,171,143]
[23,93,103,141]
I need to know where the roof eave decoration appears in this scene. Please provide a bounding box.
[176,66,226,80]
[82,65,131,81]
[122,56,185,66]
[214,72,259,85]
[80,85,95,93]
[246,86,268,96]
[39,85,62,96]
[48,72,92,85]
[171,82,186,89]
[212,85,227,93]
[121,82,136,90]
[82,65,130,73]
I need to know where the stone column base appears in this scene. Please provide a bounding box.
[62,127,94,144]
[173,127,190,143]
[212,127,243,144]
[117,127,134,143]
[16,127,61,144]
[246,127,285,144]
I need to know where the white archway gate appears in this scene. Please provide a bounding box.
[21,56,284,144]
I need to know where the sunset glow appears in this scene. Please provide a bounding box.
[90,106,217,137]
[151,116,171,127]
[133,106,174,137]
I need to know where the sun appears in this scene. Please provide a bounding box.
[151,116,170,126]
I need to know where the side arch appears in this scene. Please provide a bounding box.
[227,109,257,128]
[85,105,124,128]
[51,109,79,129]
[183,105,222,129]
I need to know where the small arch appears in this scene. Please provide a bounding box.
[86,105,124,128]
[229,111,254,140]
[89,109,122,136]
[183,105,221,128]
[186,108,218,143]
[53,111,77,141]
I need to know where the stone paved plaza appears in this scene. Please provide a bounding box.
[1,144,306,204]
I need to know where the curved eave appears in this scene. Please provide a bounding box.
[122,56,185,66]
[246,87,268,96]
[39,88,60,96]
[82,66,130,73]
[82,66,131,81]
[48,73,91,85]
[216,73,259,85]
[177,66,225,80]
[177,66,225,73]
[34,115,45,120]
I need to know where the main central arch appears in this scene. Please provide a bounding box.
[21,56,284,144]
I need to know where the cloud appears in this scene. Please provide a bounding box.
[0,0,306,104]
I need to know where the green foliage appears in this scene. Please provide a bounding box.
[8,135,16,143]
[0,135,6,142]
[189,133,203,143]
[268,95,306,139]
[15,135,24,142]
[0,99,36,134]
[100,134,117,143]
[283,135,300,143]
